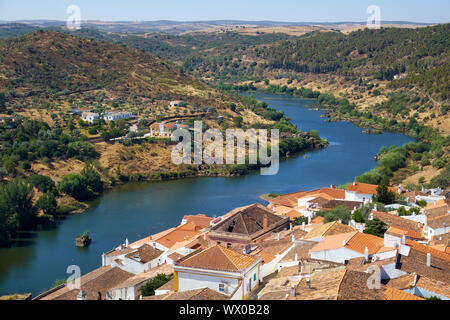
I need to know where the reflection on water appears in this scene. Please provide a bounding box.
[0,93,414,296]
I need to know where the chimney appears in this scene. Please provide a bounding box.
[398,185,403,195]
[306,277,311,289]
[353,181,356,186]
[374,204,377,212]
[295,253,298,261]
[342,240,347,246]
[290,284,296,297]
[277,233,280,241]
[263,215,268,229]
[330,184,336,189]
[426,253,431,267]
[433,201,437,206]
[401,235,406,245]
[364,246,369,260]
[338,219,342,224]
[292,235,295,242]
[308,216,311,225]
[302,221,305,230]
[417,222,421,229]
[125,238,129,247]
[102,253,106,267]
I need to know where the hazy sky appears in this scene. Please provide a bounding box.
[0,0,449,23]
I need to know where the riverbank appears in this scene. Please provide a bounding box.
[0,93,414,296]
[226,86,448,189]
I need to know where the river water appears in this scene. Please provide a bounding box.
[0,93,414,296]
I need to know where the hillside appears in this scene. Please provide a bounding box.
[0,30,229,103]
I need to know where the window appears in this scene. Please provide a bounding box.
[227,243,232,248]
[219,284,225,293]
[217,241,221,245]
[253,273,256,281]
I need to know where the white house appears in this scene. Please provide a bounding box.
[103,111,133,122]
[82,112,100,123]
[423,214,450,239]
[345,182,397,203]
[170,100,186,107]
[102,243,164,274]
[173,245,261,300]
[309,231,396,264]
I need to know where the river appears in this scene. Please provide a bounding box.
[0,92,414,296]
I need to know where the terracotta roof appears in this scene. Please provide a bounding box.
[373,211,422,232]
[311,216,324,224]
[175,245,260,273]
[310,231,384,255]
[130,227,177,248]
[210,203,288,237]
[155,278,174,292]
[424,199,448,211]
[416,276,450,299]
[40,266,134,300]
[250,248,276,264]
[427,214,450,229]
[303,221,356,240]
[288,267,347,300]
[280,243,316,263]
[167,252,184,262]
[386,273,417,290]
[385,226,424,240]
[270,191,307,207]
[346,182,397,195]
[155,224,200,248]
[285,209,303,221]
[337,270,386,300]
[397,248,450,283]
[125,244,163,263]
[144,287,229,300]
[182,214,213,229]
[105,247,135,257]
[405,239,450,262]
[384,287,424,300]
[275,205,297,215]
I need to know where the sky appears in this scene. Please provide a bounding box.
[0,0,449,23]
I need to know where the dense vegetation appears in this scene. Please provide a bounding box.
[0,118,98,178]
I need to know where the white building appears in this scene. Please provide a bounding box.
[170,100,186,107]
[102,243,164,274]
[103,111,133,122]
[173,245,261,300]
[345,182,397,204]
[82,112,100,123]
[309,231,397,264]
[423,214,450,239]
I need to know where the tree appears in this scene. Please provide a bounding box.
[0,179,37,233]
[81,164,103,193]
[0,91,6,112]
[373,184,396,205]
[352,209,365,223]
[57,173,93,201]
[292,216,309,226]
[28,174,57,194]
[319,206,352,224]
[36,192,57,216]
[364,218,388,238]
[140,274,172,297]
[232,116,243,128]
